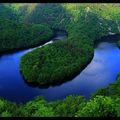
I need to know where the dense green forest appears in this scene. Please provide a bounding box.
[0,19,53,53]
[19,3,120,86]
[0,3,120,117]
[0,4,53,54]
[1,95,120,117]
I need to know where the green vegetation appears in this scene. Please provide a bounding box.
[0,4,18,21]
[20,39,93,86]
[1,95,120,117]
[16,96,55,117]
[20,3,120,86]
[76,96,118,117]
[0,3,120,117]
[48,95,86,117]
[0,18,53,53]
[0,98,17,117]
[91,72,120,98]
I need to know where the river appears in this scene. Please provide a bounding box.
[0,31,120,103]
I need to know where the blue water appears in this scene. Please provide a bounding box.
[0,33,120,103]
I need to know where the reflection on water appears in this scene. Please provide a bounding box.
[0,34,120,103]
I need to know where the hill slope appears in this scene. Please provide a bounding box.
[19,3,120,86]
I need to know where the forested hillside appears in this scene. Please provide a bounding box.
[0,19,53,53]
[0,4,53,54]
[0,3,120,117]
[0,3,18,21]
[19,3,120,86]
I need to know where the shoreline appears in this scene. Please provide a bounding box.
[21,33,120,88]
[0,29,68,56]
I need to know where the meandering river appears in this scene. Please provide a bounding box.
[0,31,120,103]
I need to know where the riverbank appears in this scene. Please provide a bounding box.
[20,31,120,88]
[1,3,120,117]
[0,19,53,55]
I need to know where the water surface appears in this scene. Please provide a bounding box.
[0,32,120,103]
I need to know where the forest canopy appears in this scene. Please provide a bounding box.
[19,3,120,86]
[0,3,120,117]
[0,18,53,53]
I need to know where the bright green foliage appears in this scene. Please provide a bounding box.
[76,95,117,117]
[1,111,12,117]
[16,97,55,117]
[0,95,86,117]
[0,98,17,117]
[0,95,85,117]
[1,95,120,117]
[48,95,86,117]
[114,97,120,117]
